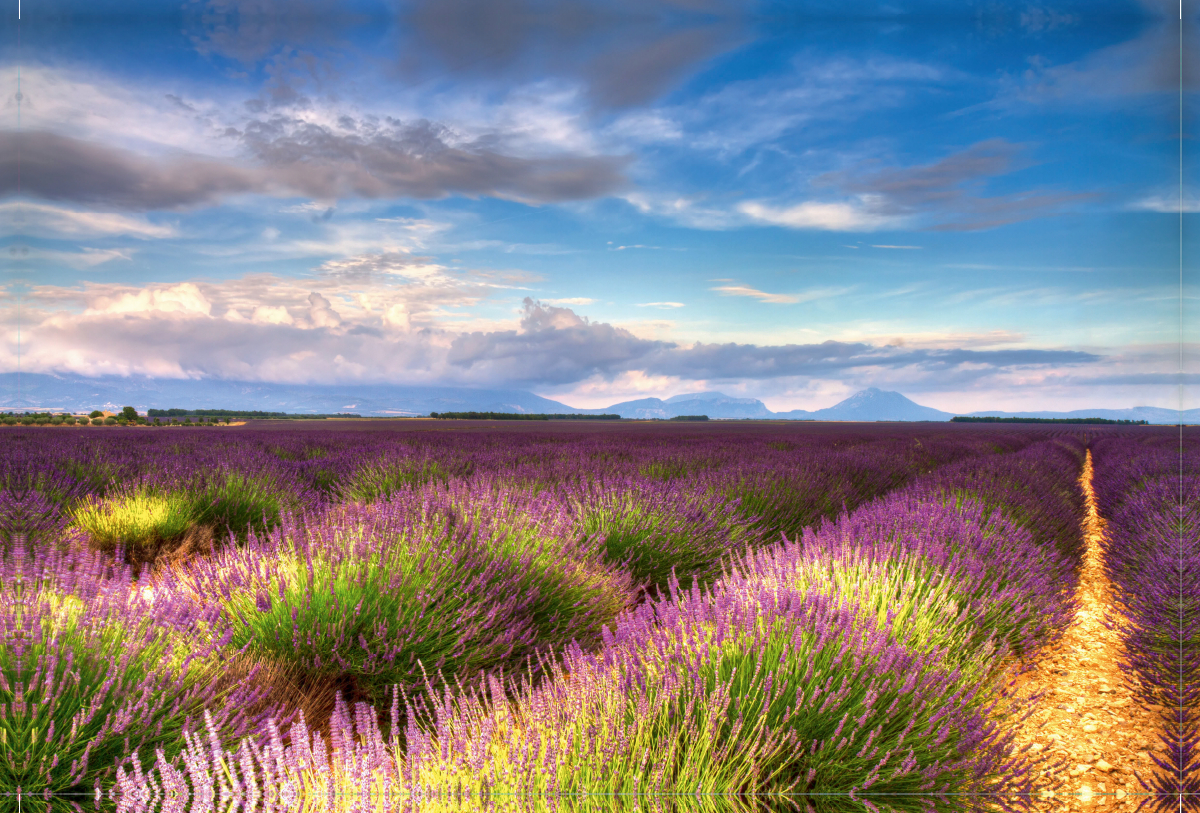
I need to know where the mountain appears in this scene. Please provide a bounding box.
[807,388,954,422]
[1,374,1190,424]
[0,373,585,417]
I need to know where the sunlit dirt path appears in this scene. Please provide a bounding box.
[1003,450,1166,810]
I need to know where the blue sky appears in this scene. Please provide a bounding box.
[1,0,1193,412]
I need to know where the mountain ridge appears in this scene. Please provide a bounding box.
[0,373,1190,424]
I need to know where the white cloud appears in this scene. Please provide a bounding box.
[636,302,685,309]
[737,200,905,232]
[543,297,596,306]
[710,285,799,304]
[251,305,294,325]
[870,244,922,249]
[1129,192,1200,213]
[81,283,212,318]
[26,247,134,269]
[0,202,176,239]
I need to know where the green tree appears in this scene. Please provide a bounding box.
[89,410,103,418]
[121,406,139,421]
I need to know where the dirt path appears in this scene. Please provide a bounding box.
[1003,450,1167,809]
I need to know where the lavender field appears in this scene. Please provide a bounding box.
[0,421,1189,813]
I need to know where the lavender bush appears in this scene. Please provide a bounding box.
[0,537,290,809]
[138,481,637,751]
[1092,436,1200,811]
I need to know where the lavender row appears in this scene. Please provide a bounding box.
[0,425,1126,810]
[1091,434,1200,810]
[1,424,1033,583]
[91,435,1091,810]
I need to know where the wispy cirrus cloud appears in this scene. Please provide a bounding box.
[710,284,853,305]
[1,202,176,239]
[710,284,799,304]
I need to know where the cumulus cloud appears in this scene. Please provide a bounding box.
[81,283,213,318]
[2,283,1105,393]
[306,291,342,328]
[445,298,672,385]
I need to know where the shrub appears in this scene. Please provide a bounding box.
[389,572,1026,806]
[566,474,762,596]
[143,485,636,748]
[0,538,290,805]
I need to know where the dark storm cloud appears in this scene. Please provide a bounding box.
[444,300,1100,387]
[240,116,631,202]
[0,131,261,209]
[187,0,748,112]
[814,139,1096,231]
[0,117,629,209]
[399,0,748,109]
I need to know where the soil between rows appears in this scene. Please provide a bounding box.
[1003,452,1167,810]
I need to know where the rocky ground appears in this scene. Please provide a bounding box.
[1001,451,1169,810]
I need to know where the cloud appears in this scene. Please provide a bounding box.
[445,298,672,385]
[807,138,1094,231]
[871,244,920,249]
[996,14,1197,104]
[636,301,685,309]
[0,116,631,211]
[710,284,799,304]
[1129,192,1200,213]
[709,284,852,305]
[4,282,1104,394]
[542,297,596,306]
[18,247,134,270]
[239,115,632,204]
[640,341,1099,382]
[81,283,213,318]
[737,200,905,232]
[0,131,262,210]
[0,202,176,239]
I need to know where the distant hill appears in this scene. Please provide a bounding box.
[773,388,954,422]
[0,373,1189,424]
[0,373,584,417]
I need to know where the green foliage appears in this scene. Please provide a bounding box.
[72,493,197,557]
[339,459,450,502]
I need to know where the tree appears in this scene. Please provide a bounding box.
[121,406,138,421]
[89,410,103,418]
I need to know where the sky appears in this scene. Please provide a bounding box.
[0,0,1194,413]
